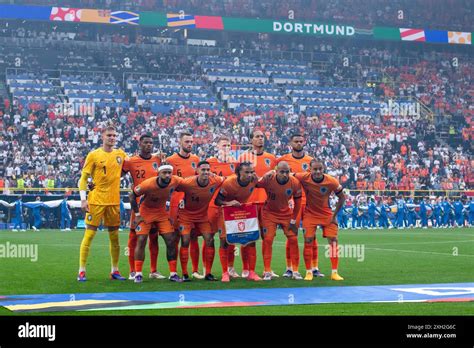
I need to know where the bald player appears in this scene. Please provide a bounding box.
[214,162,261,282]
[276,133,323,278]
[294,159,345,281]
[165,132,203,279]
[129,165,183,283]
[122,134,164,280]
[175,161,224,281]
[207,135,240,278]
[257,161,303,280]
[238,130,276,278]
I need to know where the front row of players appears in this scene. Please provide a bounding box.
[77,127,345,283]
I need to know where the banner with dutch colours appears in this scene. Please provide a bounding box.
[223,204,260,245]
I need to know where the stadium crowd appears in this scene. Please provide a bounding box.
[12,0,474,31]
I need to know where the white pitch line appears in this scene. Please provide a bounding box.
[365,247,474,258]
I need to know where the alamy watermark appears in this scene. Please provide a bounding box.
[325,243,365,262]
[0,242,38,262]
[380,99,421,119]
[54,102,95,117]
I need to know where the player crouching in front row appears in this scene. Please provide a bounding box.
[129,165,183,283]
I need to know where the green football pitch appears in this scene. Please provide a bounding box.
[0,227,473,316]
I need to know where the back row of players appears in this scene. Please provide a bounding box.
[77,126,348,282]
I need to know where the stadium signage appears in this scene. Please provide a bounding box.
[273,21,355,37]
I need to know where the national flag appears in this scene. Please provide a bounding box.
[448,31,472,45]
[223,204,260,245]
[0,5,52,20]
[80,9,110,24]
[373,27,400,41]
[50,7,81,22]
[167,13,196,28]
[110,11,139,25]
[425,30,448,43]
[400,28,426,42]
[195,16,224,30]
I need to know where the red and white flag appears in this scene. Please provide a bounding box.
[400,28,426,42]
[223,204,260,245]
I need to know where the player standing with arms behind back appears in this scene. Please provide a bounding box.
[276,133,324,278]
[166,132,202,279]
[238,130,276,278]
[77,125,127,281]
[122,134,164,280]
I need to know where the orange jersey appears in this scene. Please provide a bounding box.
[218,175,257,204]
[294,173,342,219]
[122,155,161,188]
[277,153,313,204]
[257,175,302,220]
[177,175,224,221]
[133,175,183,219]
[276,153,313,173]
[207,157,237,177]
[166,153,200,207]
[238,151,276,203]
[207,157,237,209]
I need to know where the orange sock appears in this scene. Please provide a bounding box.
[134,260,144,273]
[285,239,292,269]
[227,244,235,267]
[288,236,299,273]
[179,246,189,275]
[330,241,339,271]
[219,247,228,273]
[148,233,158,273]
[311,238,319,269]
[190,238,200,273]
[168,260,177,273]
[202,242,207,270]
[247,245,257,272]
[241,245,250,271]
[205,246,215,274]
[128,232,137,273]
[263,238,273,272]
[303,242,313,270]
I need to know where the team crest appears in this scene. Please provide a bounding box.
[320,187,328,194]
[230,164,235,171]
[302,163,309,171]
[87,215,92,221]
[249,187,254,193]
[237,221,246,232]
[152,162,159,171]
[116,156,122,164]
[210,187,216,194]
[191,162,197,169]
[136,225,141,232]
[286,189,293,196]
[264,158,271,167]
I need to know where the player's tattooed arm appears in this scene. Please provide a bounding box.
[129,191,143,225]
[215,192,240,207]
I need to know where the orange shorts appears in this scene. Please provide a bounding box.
[136,214,174,235]
[177,220,212,236]
[130,211,157,234]
[208,206,223,235]
[302,216,338,238]
[260,211,295,238]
